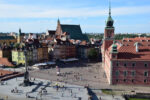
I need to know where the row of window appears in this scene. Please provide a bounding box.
[116,62,148,67]
[116,79,148,83]
[115,70,149,77]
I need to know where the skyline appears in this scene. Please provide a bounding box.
[0,0,150,33]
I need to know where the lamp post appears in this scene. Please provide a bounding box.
[23,48,31,86]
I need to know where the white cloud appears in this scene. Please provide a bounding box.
[112,6,150,16]
[0,3,150,18]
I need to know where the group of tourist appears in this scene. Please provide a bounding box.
[11,87,19,93]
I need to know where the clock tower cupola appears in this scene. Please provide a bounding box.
[104,0,114,39]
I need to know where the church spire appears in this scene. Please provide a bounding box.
[57,18,60,25]
[19,28,21,35]
[18,28,21,43]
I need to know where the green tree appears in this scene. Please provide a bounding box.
[88,48,98,60]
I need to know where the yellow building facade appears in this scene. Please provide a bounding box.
[0,36,17,45]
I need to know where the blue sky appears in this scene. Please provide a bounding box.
[0,0,150,33]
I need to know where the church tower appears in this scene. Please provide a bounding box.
[56,18,62,35]
[17,28,22,43]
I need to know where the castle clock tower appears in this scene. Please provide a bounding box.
[101,1,115,62]
[103,1,114,51]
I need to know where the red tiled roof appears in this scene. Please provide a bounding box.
[80,41,87,45]
[0,58,14,67]
[107,37,150,61]
[46,37,53,41]
[0,70,13,76]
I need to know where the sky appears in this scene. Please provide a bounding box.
[0,0,150,33]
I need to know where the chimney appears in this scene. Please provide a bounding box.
[134,42,139,52]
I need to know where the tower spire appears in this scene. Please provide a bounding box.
[106,0,114,28]
[109,0,111,16]
[57,17,60,25]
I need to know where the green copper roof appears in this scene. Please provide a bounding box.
[61,24,89,41]
[111,41,118,53]
[106,0,114,28]
[112,44,117,48]
[106,15,114,28]
[0,36,15,40]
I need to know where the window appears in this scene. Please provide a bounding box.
[116,62,119,67]
[115,70,119,76]
[116,79,119,82]
[144,71,148,77]
[144,79,147,83]
[123,71,128,77]
[131,71,136,77]
[124,79,127,82]
[132,63,136,67]
[113,55,116,58]
[18,53,20,56]
[144,63,148,67]
[132,79,134,83]
[124,63,127,67]
[18,57,21,60]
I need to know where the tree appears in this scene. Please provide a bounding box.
[88,48,98,60]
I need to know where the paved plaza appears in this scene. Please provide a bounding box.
[30,62,109,89]
[1,61,150,100]
[0,77,88,100]
[29,61,150,97]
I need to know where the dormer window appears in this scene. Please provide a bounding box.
[129,40,132,42]
[122,40,126,42]
[141,40,145,42]
[147,40,150,42]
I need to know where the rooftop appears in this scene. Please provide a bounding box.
[0,58,14,67]
[60,24,89,41]
[0,36,15,40]
[107,37,150,61]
